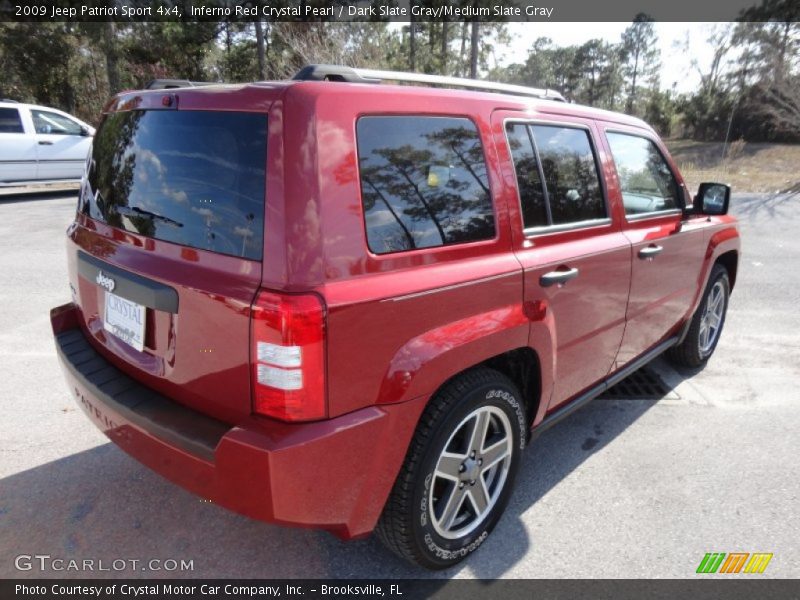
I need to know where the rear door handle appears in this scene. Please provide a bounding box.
[38,140,53,145]
[540,267,579,287]
[638,245,663,259]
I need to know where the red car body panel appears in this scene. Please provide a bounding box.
[52,302,429,539]
[66,215,261,424]
[51,80,741,538]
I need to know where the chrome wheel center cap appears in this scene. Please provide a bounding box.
[461,458,480,482]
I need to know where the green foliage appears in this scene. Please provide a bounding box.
[0,7,796,142]
[675,1,799,142]
[0,22,109,122]
[497,36,628,112]
[122,22,222,84]
[620,14,660,115]
[393,22,506,76]
[644,89,677,137]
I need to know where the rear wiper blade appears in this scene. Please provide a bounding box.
[115,205,183,227]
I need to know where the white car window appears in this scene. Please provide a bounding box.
[31,109,83,136]
[0,107,25,134]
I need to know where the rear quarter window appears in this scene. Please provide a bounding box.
[356,116,495,254]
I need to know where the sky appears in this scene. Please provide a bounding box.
[497,22,718,94]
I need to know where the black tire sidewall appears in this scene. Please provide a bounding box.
[411,376,526,568]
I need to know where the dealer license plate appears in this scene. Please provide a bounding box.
[103,291,145,352]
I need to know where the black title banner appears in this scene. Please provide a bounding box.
[0,0,786,23]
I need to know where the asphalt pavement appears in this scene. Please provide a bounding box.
[0,191,797,579]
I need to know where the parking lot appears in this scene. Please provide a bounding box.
[1,190,798,579]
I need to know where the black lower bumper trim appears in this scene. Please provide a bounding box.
[55,328,229,461]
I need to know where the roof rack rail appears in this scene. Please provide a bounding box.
[145,79,216,90]
[292,64,565,102]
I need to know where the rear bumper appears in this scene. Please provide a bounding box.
[51,303,427,539]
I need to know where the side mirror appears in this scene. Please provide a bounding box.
[80,125,91,137]
[694,182,731,216]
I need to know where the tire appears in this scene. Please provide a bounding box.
[376,368,526,569]
[668,264,730,369]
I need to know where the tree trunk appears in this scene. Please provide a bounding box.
[409,18,416,71]
[441,21,449,74]
[776,21,790,83]
[469,22,479,79]
[626,46,640,113]
[59,22,77,114]
[458,23,468,76]
[61,81,76,114]
[104,20,120,94]
[255,21,266,80]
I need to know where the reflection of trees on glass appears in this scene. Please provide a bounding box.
[426,127,489,196]
[83,110,267,260]
[358,117,495,254]
[645,145,676,201]
[360,157,420,250]
[505,124,548,228]
[504,124,606,228]
[88,110,145,230]
[606,133,677,214]
[531,125,605,224]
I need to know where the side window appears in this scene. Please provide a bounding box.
[357,116,495,254]
[31,109,83,136]
[504,122,606,229]
[0,108,24,133]
[606,132,679,215]
[530,125,606,224]
[505,123,548,228]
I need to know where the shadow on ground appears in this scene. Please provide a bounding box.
[0,365,688,580]
[733,191,798,220]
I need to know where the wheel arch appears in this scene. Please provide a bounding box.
[481,347,542,435]
[419,346,543,442]
[715,249,738,291]
[675,230,740,347]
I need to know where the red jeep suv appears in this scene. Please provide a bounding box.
[51,65,739,569]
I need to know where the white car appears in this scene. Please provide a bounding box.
[0,101,95,184]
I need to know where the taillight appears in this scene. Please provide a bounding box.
[250,289,326,421]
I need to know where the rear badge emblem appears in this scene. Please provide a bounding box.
[96,271,116,292]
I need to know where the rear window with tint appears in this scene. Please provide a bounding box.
[357,116,495,254]
[84,110,267,260]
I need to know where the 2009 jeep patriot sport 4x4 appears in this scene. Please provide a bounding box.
[51,65,739,569]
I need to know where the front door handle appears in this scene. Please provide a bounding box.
[38,140,53,145]
[638,245,664,260]
[540,267,579,287]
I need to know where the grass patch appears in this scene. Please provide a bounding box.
[665,139,800,194]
